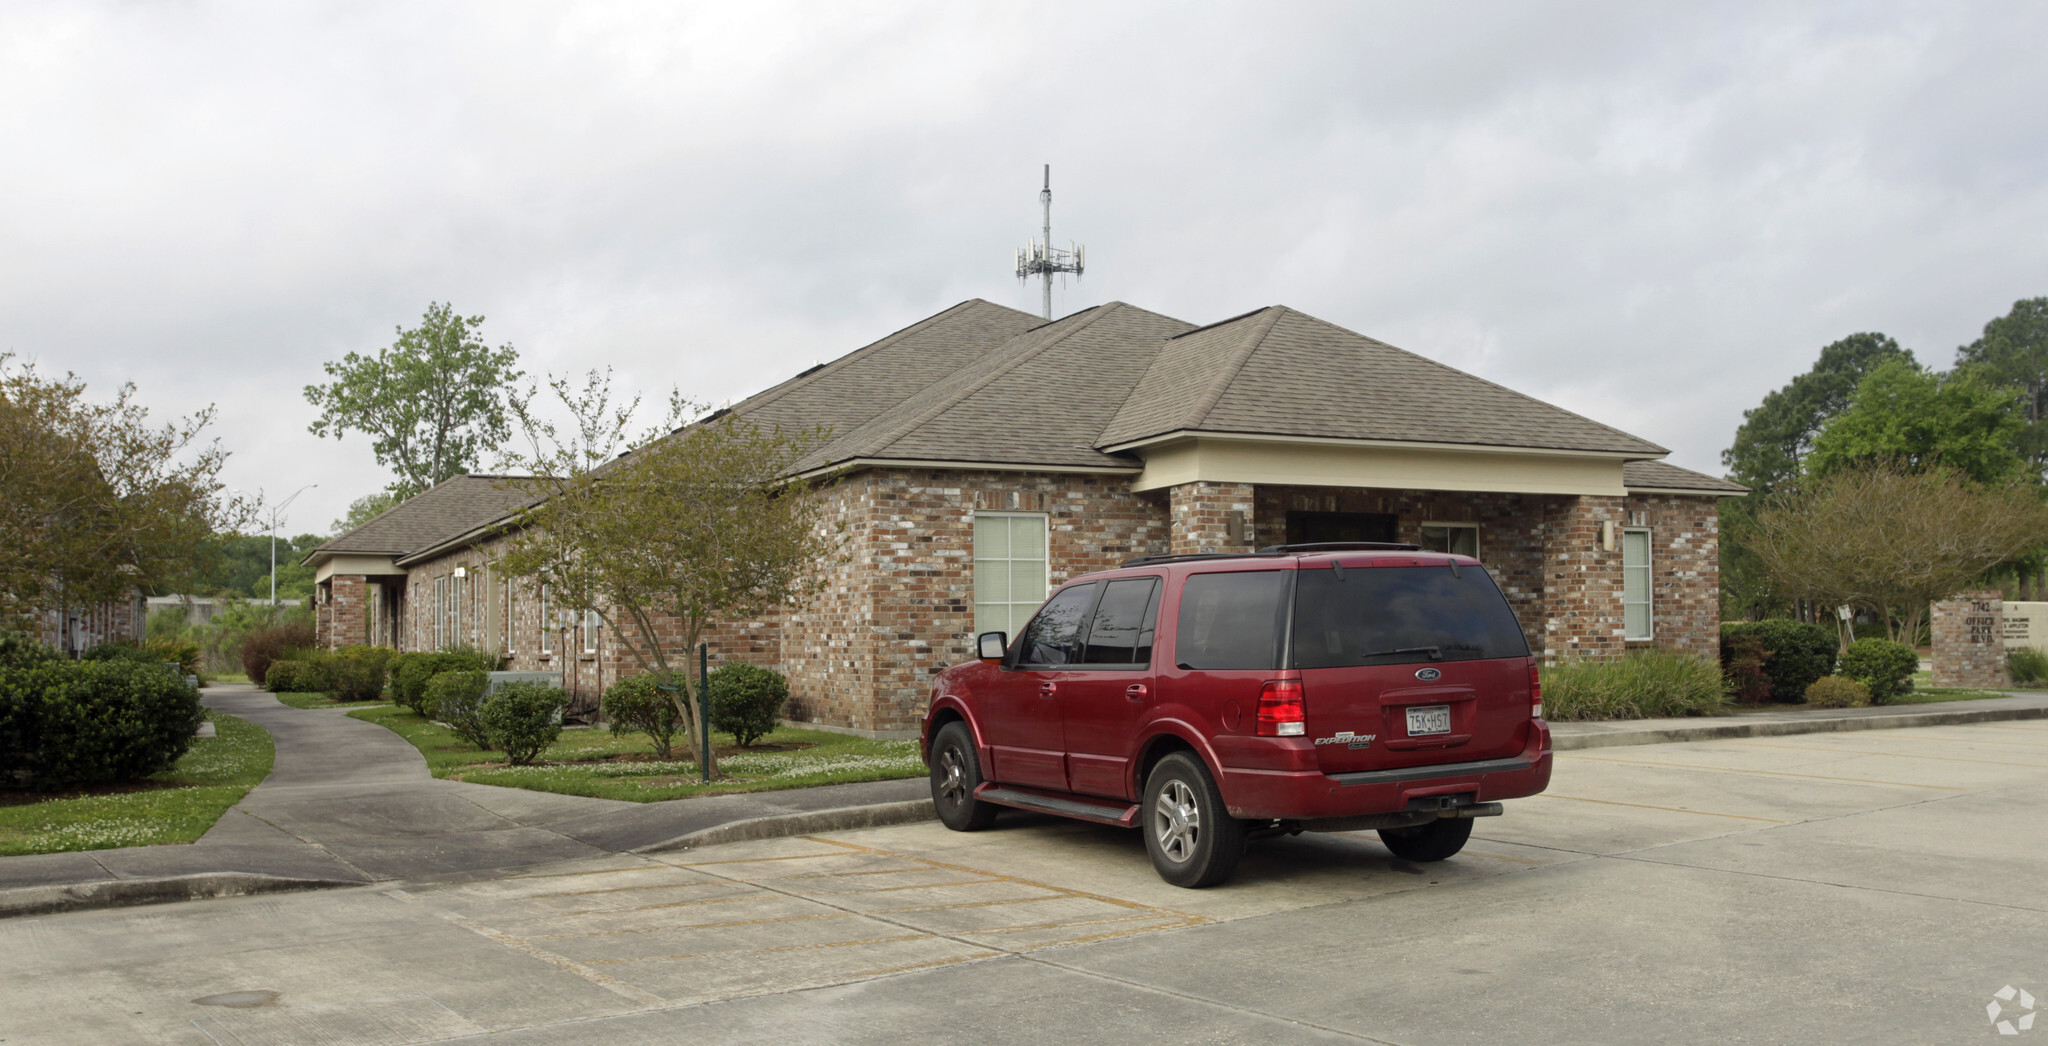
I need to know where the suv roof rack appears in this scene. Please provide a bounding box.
[1118,542,1426,569]
[1256,542,1425,554]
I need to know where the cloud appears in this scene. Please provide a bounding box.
[4,0,2046,529]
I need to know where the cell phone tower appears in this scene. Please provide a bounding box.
[1014,164,1085,319]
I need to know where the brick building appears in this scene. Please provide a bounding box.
[307,299,1742,736]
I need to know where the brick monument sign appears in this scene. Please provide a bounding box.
[1931,590,2008,689]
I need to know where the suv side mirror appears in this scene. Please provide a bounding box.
[977,632,1009,661]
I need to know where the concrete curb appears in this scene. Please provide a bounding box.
[0,873,361,920]
[1552,704,2048,751]
[634,799,939,854]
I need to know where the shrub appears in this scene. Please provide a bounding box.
[1805,675,1871,709]
[1540,651,1727,721]
[708,662,789,747]
[240,621,316,688]
[143,636,202,679]
[1721,634,1772,704]
[0,632,61,670]
[604,674,683,759]
[1721,620,1837,702]
[2009,647,2048,686]
[1838,638,1919,704]
[80,640,158,664]
[0,660,203,789]
[391,649,498,713]
[320,645,394,702]
[425,670,492,748]
[264,659,325,693]
[481,682,567,765]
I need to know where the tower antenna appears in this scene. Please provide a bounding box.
[1014,164,1085,319]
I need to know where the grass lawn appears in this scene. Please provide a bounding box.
[272,690,389,711]
[0,712,275,856]
[348,705,925,802]
[205,671,251,686]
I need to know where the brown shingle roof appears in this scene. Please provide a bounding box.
[790,302,1196,472]
[1098,307,1667,455]
[306,476,538,562]
[1622,460,1747,494]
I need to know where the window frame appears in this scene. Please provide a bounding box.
[1419,521,1481,558]
[581,608,600,655]
[1622,526,1654,642]
[539,584,553,655]
[973,511,1052,641]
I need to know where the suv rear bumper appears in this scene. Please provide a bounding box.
[1217,720,1552,820]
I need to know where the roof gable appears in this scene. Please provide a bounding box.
[307,476,536,562]
[1100,306,1666,456]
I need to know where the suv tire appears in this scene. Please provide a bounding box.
[930,722,999,831]
[1377,816,1473,862]
[1142,752,1245,888]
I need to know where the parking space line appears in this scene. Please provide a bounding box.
[1533,793,1787,822]
[1460,850,1553,865]
[529,912,854,939]
[583,932,933,965]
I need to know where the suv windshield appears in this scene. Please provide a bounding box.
[1291,565,1529,668]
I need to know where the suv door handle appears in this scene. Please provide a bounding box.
[1125,684,1148,701]
[1038,682,1058,697]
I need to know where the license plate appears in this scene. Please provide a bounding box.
[1405,704,1451,736]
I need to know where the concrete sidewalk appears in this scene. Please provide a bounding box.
[0,685,930,917]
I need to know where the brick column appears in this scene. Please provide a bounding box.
[1540,495,1627,662]
[327,574,369,650]
[1932,591,2007,688]
[1169,481,1255,555]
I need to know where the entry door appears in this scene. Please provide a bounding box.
[1057,577,1162,801]
[979,582,1099,791]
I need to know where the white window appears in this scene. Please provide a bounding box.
[503,580,515,654]
[582,609,600,654]
[433,577,447,649]
[1420,522,1479,558]
[974,513,1049,639]
[1623,528,1653,641]
[539,584,553,654]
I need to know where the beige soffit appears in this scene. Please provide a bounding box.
[313,553,405,584]
[1129,434,1629,496]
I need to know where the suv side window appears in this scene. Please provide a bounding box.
[1080,578,1161,666]
[1174,571,1289,671]
[1015,582,1100,667]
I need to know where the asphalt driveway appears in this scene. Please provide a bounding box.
[3,720,2044,1044]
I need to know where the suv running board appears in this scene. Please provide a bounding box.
[975,785,1140,828]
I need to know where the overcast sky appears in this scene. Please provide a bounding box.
[7,1,2047,534]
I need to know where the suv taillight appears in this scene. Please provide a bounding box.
[1257,680,1305,737]
[1530,659,1543,719]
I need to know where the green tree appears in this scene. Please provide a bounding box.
[1805,359,2028,484]
[182,533,323,600]
[1748,462,2048,643]
[1722,333,1911,493]
[330,491,403,535]
[495,370,843,778]
[0,354,253,629]
[1955,296,2048,471]
[304,303,524,496]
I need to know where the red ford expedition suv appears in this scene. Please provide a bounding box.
[922,542,1552,887]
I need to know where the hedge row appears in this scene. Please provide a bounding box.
[1720,620,1917,705]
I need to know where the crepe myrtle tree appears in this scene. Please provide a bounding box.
[494,370,842,778]
[0,353,254,630]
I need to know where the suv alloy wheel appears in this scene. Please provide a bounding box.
[929,721,998,831]
[1142,752,1245,888]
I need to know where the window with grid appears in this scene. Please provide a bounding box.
[1623,528,1653,640]
[539,584,553,654]
[582,609,600,654]
[433,577,447,648]
[974,513,1049,639]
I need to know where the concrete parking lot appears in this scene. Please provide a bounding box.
[4,721,2045,1044]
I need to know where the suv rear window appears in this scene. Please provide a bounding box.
[1291,565,1529,668]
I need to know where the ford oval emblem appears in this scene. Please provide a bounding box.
[1415,667,1442,681]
